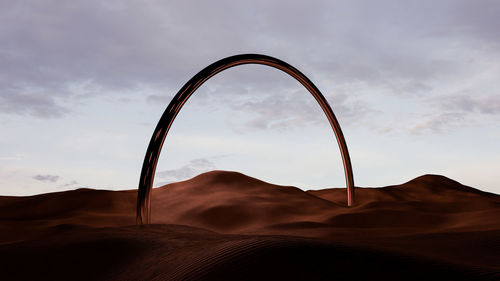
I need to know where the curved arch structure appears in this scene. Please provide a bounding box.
[137,54,354,224]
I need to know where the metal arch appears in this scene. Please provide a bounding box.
[137,54,355,225]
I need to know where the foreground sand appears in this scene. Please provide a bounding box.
[1,171,499,280]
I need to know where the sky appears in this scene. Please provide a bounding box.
[1,0,499,196]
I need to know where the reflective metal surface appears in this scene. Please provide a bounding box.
[137,54,354,224]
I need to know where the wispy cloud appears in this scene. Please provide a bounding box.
[32,174,60,182]
[232,94,324,131]
[57,180,79,188]
[437,95,500,115]
[410,112,468,134]
[0,89,70,118]
[156,158,216,182]
[409,94,500,134]
[146,94,174,105]
[230,91,373,131]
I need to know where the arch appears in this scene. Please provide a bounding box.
[137,54,354,224]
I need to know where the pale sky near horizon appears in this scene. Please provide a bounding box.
[1,0,499,196]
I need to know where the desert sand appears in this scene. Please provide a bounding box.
[1,170,499,280]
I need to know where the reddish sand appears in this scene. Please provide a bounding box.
[1,171,499,280]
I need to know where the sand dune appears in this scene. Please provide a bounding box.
[1,170,499,280]
[150,171,342,231]
[307,174,500,234]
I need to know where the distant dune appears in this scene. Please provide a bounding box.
[1,171,499,280]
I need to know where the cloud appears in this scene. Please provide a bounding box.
[2,0,500,133]
[437,95,500,115]
[146,94,174,105]
[0,154,24,161]
[156,158,216,181]
[0,89,70,118]
[230,91,373,131]
[232,93,323,131]
[408,94,500,134]
[410,112,468,134]
[32,174,60,182]
[57,180,78,188]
